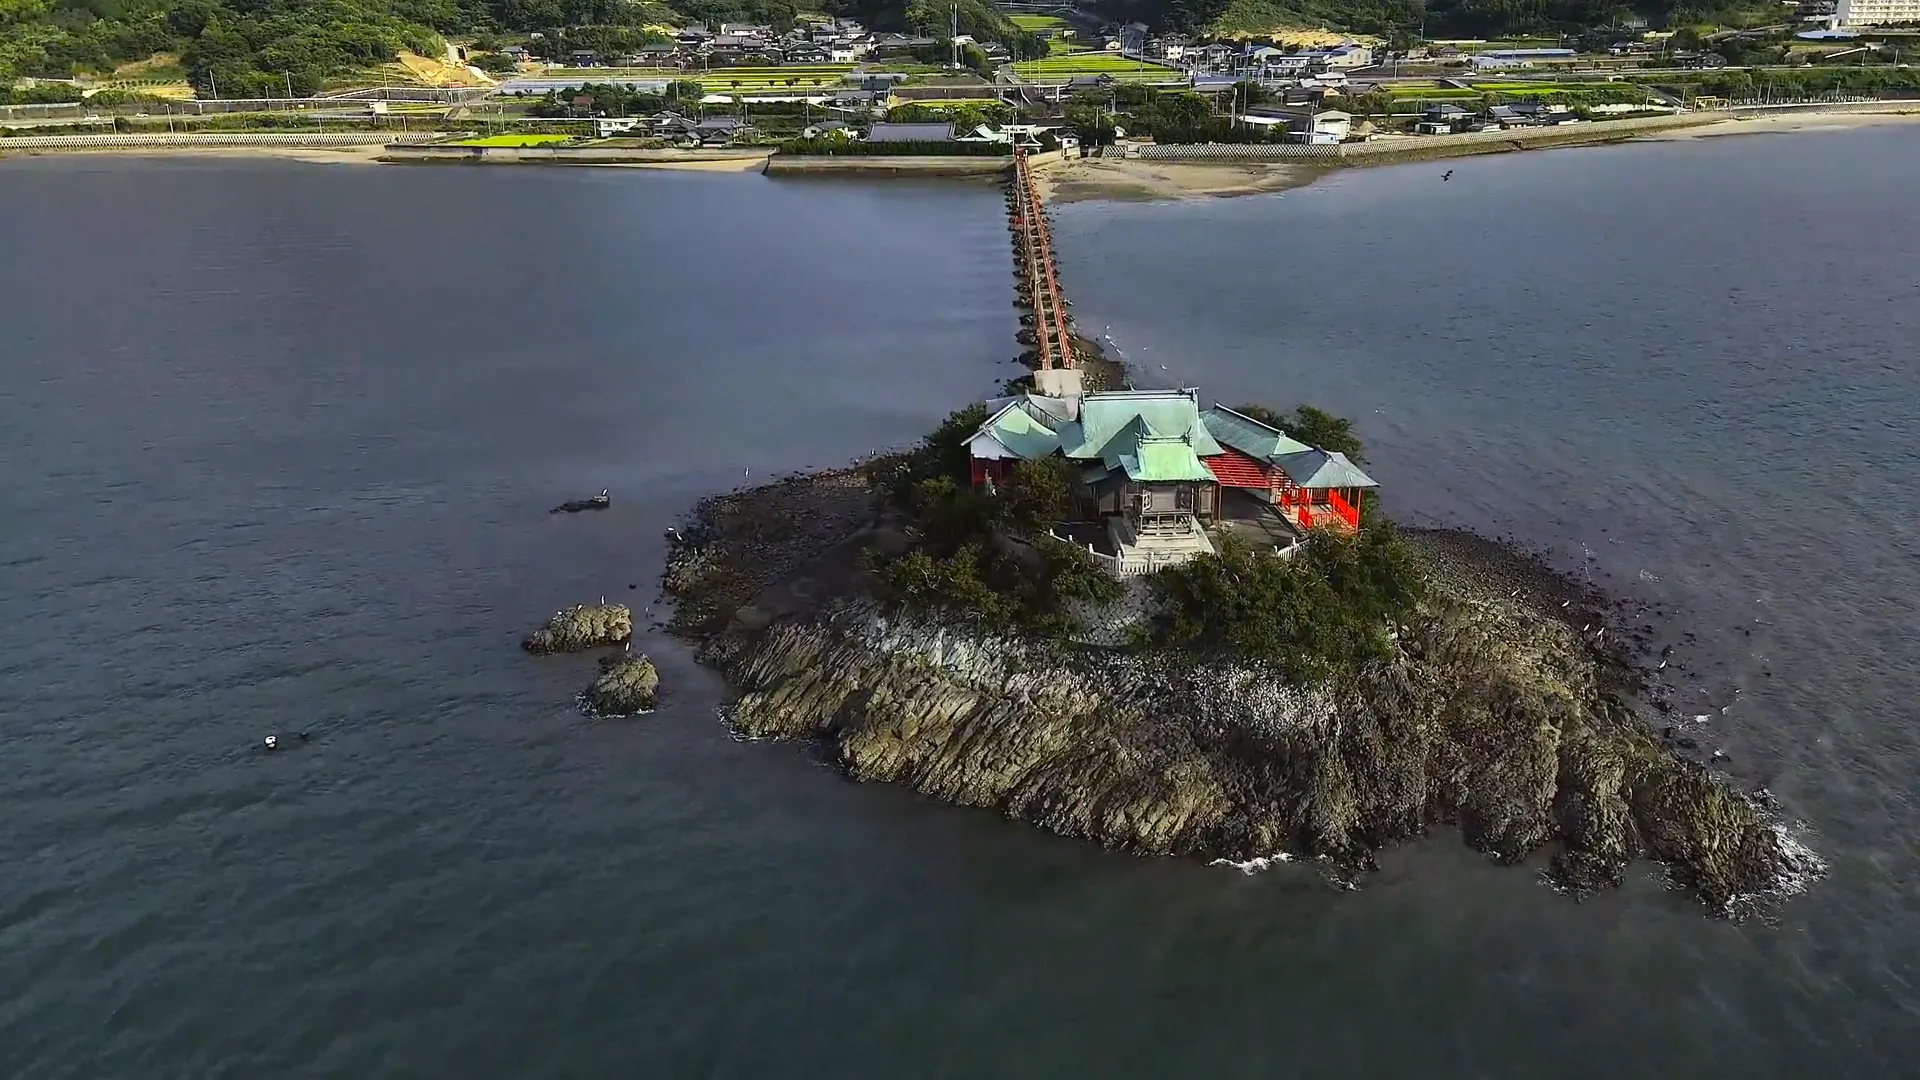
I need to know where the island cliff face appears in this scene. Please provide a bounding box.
[664,469,1808,913]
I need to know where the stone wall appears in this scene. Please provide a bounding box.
[764,154,1013,177]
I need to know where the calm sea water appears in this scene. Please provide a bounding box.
[1,135,1916,1078]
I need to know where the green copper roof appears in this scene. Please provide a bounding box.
[976,400,1062,460]
[1057,390,1221,461]
[1120,436,1215,482]
[1200,406,1311,461]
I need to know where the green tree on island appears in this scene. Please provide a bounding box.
[1233,404,1366,461]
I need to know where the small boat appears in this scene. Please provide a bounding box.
[552,490,611,514]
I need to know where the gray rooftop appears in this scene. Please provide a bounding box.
[1273,449,1378,489]
[867,122,953,142]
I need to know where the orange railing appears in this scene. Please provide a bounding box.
[1328,489,1360,531]
[1011,148,1074,372]
[1278,487,1359,532]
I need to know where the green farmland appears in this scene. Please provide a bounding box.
[1008,14,1069,30]
[1010,54,1188,84]
[1386,85,1481,98]
[1386,81,1647,102]
[691,65,858,92]
[545,64,856,94]
[892,98,1002,107]
[545,67,681,79]
[449,133,573,146]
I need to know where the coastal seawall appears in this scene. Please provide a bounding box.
[0,132,433,155]
[378,144,771,166]
[765,155,1012,177]
[767,148,1068,178]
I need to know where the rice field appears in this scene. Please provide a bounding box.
[448,133,573,146]
[1010,54,1188,84]
[544,67,682,79]
[692,65,858,92]
[1386,85,1483,98]
[1008,14,1069,30]
[890,98,1002,109]
[542,64,856,93]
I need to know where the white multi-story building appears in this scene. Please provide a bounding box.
[1835,0,1920,25]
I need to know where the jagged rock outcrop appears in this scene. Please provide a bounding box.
[584,652,660,715]
[522,603,633,654]
[663,470,1812,913]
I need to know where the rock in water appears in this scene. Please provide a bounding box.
[584,653,660,714]
[522,604,632,654]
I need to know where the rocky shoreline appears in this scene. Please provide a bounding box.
[660,464,1818,916]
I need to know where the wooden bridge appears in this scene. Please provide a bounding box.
[1007,148,1077,383]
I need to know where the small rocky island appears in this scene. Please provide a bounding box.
[521,601,660,715]
[522,603,632,654]
[660,393,1815,915]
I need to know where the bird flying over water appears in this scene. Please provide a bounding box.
[1442,170,1453,181]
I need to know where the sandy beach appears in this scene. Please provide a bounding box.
[1638,107,1920,141]
[1021,106,1920,202]
[1031,157,1325,203]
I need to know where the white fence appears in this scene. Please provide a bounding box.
[1052,529,1303,579]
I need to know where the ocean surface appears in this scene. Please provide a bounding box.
[1,132,1916,1078]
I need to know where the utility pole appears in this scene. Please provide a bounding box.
[285,71,294,100]
[209,70,219,101]
[951,2,959,69]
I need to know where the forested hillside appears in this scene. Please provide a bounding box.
[0,0,1051,95]
[0,0,691,95]
[1,0,1792,101]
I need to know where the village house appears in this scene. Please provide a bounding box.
[650,111,699,136]
[1144,36,1188,60]
[692,116,754,144]
[1315,42,1374,68]
[594,116,643,136]
[966,389,1377,577]
[708,33,768,55]
[1066,73,1117,93]
[1239,106,1352,143]
[1195,42,1239,68]
[1416,102,1475,134]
